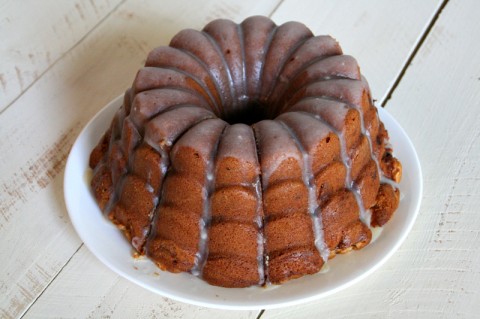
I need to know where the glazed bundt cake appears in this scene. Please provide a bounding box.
[89,16,402,288]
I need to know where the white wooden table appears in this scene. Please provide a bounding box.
[1,0,479,317]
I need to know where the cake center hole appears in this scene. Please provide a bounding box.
[223,101,272,125]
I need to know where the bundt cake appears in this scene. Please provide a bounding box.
[89,16,402,288]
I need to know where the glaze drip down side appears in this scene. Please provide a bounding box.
[89,16,402,288]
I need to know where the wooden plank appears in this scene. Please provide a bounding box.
[0,0,451,317]
[2,0,440,316]
[22,247,257,318]
[0,0,280,318]
[263,0,480,317]
[271,0,443,103]
[0,0,123,113]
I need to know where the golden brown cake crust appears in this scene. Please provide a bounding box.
[89,16,402,288]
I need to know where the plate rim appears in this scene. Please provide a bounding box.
[64,95,423,310]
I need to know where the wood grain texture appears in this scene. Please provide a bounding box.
[0,0,123,113]
[263,0,480,318]
[0,0,280,318]
[17,0,439,314]
[22,247,258,319]
[2,0,478,317]
[271,0,443,104]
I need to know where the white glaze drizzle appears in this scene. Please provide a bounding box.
[370,223,384,243]
[191,125,226,277]
[319,263,330,274]
[144,137,170,178]
[260,151,302,190]
[380,175,400,189]
[354,88,399,193]
[358,108,382,178]
[278,121,330,262]
[299,108,370,233]
[304,95,383,226]
[254,178,265,285]
[251,125,268,285]
[131,182,160,251]
[338,112,369,225]
[294,94,399,231]
[256,26,278,101]
[237,23,248,108]
[143,118,211,256]
[132,227,150,251]
[106,111,152,252]
[126,138,168,254]
[145,183,155,194]
[355,104,402,226]
[102,173,127,217]
[202,31,237,113]
[190,187,208,277]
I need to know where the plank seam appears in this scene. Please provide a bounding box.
[267,0,285,18]
[19,244,84,318]
[381,0,450,107]
[256,309,266,319]
[0,0,128,117]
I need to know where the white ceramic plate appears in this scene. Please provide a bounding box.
[64,95,422,310]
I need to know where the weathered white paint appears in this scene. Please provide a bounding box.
[0,0,124,113]
[0,0,280,317]
[23,247,258,318]
[263,0,480,318]
[2,0,478,317]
